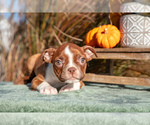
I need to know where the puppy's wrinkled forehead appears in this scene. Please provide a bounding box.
[53,43,84,59]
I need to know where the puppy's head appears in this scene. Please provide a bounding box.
[43,43,97,84]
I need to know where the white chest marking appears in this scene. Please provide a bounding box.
[37,63,63,91]
[45,63,58,83]
[45,63,63,88]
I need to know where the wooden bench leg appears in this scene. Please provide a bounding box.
[105,59,114,75]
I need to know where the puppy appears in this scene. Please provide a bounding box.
[14,43,97,95]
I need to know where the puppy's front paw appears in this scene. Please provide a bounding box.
[40,87,58,95]
[59,86,73,93]
[59,82,80,93]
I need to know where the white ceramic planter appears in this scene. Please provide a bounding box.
[120,2,150,48]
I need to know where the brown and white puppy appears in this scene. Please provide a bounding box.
[14,43,97,95]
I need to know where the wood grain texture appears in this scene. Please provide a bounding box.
[95,48,150,53]
[83,73,150,87]
[93,53,150,60]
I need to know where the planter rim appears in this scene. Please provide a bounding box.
[121,14,150,18]
[120,2,150,13]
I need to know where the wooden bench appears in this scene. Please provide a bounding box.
[83,48,150,87]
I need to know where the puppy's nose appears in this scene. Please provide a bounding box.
[68,67,76,74]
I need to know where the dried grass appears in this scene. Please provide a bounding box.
[0,0,117,81]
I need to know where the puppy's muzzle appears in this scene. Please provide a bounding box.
[67,67,77,75]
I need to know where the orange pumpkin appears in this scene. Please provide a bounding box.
[96,25,120,48]
[85,27,99,47]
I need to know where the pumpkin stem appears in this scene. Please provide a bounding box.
[104,28,108,34]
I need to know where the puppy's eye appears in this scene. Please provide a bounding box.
[80,57,86,64]
[55,60,62,67]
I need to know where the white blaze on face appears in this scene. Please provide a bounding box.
[64,45,80,83]
[64,45,74,67]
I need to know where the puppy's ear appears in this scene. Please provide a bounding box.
[43,48,56,63]
[82,45,97,61]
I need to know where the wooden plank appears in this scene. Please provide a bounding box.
[83,73,150,87]
[93,53,150,60]
[95,48,150,53]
